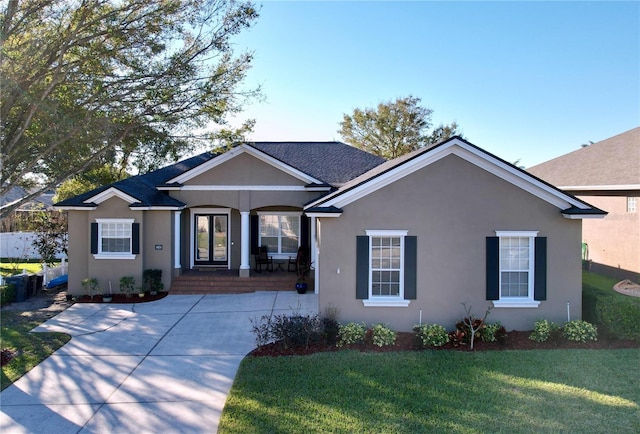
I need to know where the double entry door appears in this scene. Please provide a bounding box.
[194,213,228,266]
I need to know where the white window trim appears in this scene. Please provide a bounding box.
[257,212,301,258]
[93,218,136,260]
[493,230,540,308]
[362,230,410,308]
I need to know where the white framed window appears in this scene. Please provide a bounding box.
[258,212,300,256]
[627,197,637,213]
[363,230,410,307]
[94,218,136,259]
[493,231,540,308]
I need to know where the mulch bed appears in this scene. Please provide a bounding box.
[74,292,168,303]
[249,331,640,357]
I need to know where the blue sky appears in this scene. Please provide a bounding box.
[229,1,639,167]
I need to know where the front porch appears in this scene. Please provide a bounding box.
[169,269,315,295]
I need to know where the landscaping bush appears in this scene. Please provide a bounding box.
[321,307,340,346]
[479,322,506,343]
[371,323,396,347]
[414,323,449,347]
[250,313,322,349]
[563,320,598,343]
[529,319,561,342]
[583,283,640,342]
[337,322,367,347]
[0,284,16,305]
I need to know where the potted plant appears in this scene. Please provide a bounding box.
[295,261,312,294]
[143,269,163,295]
[119,276,136,298]
[81,278,100,300]
[137,286,145,298]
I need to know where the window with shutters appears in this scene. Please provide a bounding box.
[493,231,541,308]
[94,218,136,259]
[362,230,411,307]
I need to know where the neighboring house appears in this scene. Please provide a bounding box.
[55,138,604,331]
[528,127,640,281]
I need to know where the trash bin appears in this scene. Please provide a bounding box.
[27,274,41,298]
[5,275,28,302]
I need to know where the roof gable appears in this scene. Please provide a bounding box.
[305,137,605,219]
[527,127,640,190]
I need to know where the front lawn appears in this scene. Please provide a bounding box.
[219,349,640,433]
[1,310,71,390]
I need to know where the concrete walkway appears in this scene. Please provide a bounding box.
[1,292,318,433]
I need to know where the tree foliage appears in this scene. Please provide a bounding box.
[32,210,68,265]
[54,164,130,202]
[338,96,462,159]
[0,0,260,217]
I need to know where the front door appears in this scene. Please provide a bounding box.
[194,214,228,266]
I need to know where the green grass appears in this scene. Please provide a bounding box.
[219,349,640,433]
[582,270,620,291]
[0,261,45,277]
[1,310,71,391]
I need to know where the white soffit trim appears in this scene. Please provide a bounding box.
[53,206,97,211]
[559,184,640,191]
[130,206,184,211]
[167,144,322,185]
[304,212,342,218]
[320,139,587,211]
[178,185,308,191]
[84,187,140,205]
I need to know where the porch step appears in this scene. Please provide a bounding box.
[169,273,307,295]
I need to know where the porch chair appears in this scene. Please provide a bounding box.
[288,246,309,273]
[254,245,273,273]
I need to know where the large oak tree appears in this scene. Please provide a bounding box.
[338,96,462,159]
[0,0,260,217]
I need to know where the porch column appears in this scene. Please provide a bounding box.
[310,216,318,294]
[173,211,182,269]
[239,211,250,277]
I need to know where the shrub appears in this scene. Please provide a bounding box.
[583,283,640,342]
[529,319,561,342]
[414,323,449,347]
[337,322,367,347]
[321,306,340,345]
[81,278,100,298]
[563,320,598,343]
[143,269,164,292]
[119,276,136,297]
[371,323,396,347]
[0,284,16,305]
[250,313,322,349]
[479,322,506,343]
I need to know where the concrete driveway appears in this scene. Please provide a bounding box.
[1,291,317,433]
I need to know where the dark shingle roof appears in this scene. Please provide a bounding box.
[247,142,385,185]
[527,127,640,188]
[55,143,385,208]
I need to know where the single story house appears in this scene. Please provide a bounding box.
[55,137,605,331]
[528,127,639,281]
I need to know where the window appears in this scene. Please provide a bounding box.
[92,219,138,259]
[357,230,415,307]
[628,197,637,213]
[258,213,300,256]
[487,231,544,308]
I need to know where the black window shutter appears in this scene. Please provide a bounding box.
[300,216,309,249]
[404,236,417,300]
[534,237,547,301]
[90,223,98,254]
[486,237,500,300]
[356,236,369,299]
[132,223,140,254]
[250,215,259,255]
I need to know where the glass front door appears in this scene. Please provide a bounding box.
[194,214,228,266]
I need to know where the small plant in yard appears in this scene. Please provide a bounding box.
[81,278,100,299]
[371,323,396,347]
[449,329,466,347]
[459,302,493,350]
[119,276,136,298]
[414,323,449,347]
[250,313,322,349]
[563,320,598,343]
[529,319,561,342]
[479,322,506,343]
[321,305,340,345]
[337,322,367,347]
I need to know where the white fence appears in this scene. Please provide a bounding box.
[42,260,68,287]
[0,231,67,260]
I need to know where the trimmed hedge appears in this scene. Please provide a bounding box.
[583,283,640,342]
[1,284,16,305]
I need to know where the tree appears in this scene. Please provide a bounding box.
[54,164,130,202]
[32,209,68,265]
[338,96,462,159]
[0,0,260,218]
